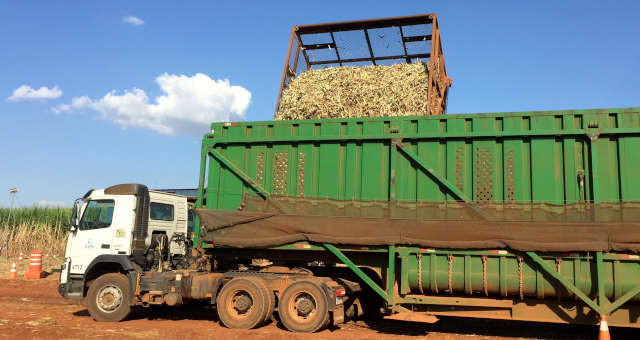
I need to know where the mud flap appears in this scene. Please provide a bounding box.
[332,304,345,325]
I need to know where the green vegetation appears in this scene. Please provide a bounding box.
[0,206,71,256]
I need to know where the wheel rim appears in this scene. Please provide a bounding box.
[96,284,123,313]
[288,292,317,323]
[227,290,254,318]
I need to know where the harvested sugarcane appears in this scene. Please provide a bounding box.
[275,62,431,120]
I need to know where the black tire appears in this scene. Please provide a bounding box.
[216,278,269,329]
[86,273,131,322]
[246,277,275,324]
[357,267,384,321]
[278,281,330,333]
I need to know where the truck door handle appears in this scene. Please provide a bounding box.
[101,244,110,249]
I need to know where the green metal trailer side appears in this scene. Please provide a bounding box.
[195,107,640,328]
[201,107,640,209]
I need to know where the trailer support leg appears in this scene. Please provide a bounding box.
[194,148,208,245]
[595,252,610,340]
[604,285,640,314]
[323,243,390,303]
[525,251,605,315]
[527,251,640,338]
[595,251,609,307]
[387,245,395,305]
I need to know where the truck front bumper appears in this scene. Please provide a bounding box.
[58,279,84,300]
[58,260,83,300]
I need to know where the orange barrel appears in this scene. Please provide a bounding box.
[24,250,44,279]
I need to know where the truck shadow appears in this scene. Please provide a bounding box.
[73,301,219,322]
[130,302,219,322]
[359,316,640,339]
[71,306,640,338]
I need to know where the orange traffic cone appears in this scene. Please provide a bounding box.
[9,262,17,280]
[17,254,23,263]
[599,315,611,340]
[24,250,44,279]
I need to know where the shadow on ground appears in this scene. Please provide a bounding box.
[74,301,217,322]
[361,316,639,339]
[71,303,640,339]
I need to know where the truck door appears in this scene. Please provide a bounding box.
[67,199,116,275]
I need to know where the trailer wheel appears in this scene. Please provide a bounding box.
[216,278,269,329]
[86,273,131,322]
[353,267,384,321]
[278,281,329,333]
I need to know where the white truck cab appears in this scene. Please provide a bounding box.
[59,184,189,302]
[58,184,351,330]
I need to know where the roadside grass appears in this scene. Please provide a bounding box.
[0,255,64,277]
[0,207,70,257]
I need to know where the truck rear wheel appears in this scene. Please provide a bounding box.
[245,277,275,324]
[278,281,329,333]
[86,273,131,322]
[216,278,269,329]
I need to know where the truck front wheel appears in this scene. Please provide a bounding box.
[86,273,132,322]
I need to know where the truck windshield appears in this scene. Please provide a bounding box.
[79,199,115,230]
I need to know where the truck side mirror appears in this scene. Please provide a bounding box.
[70,200,79,232]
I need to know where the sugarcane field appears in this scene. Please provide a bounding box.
[2,2,639,340]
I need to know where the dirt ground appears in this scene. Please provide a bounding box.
[0,257,638,340]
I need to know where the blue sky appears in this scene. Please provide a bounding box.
[1,1,639,206]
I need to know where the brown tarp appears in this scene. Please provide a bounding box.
[196,196,640,252]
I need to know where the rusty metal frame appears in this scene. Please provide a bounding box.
[308,53,431,66]
[362,26,376,66]
[275,13,451,116]
[293,14,435,67]
[275,28,297,115]
[294,14,435,34]
[295,31,312,70]
[398,26,410,63]
[328,31,342,66]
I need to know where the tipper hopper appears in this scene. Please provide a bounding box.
[275,14,452,119]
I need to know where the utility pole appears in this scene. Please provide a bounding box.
[1,188,18,255]
[7,188,18,225]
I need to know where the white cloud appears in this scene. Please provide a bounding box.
[51,103,71,114]
[36,200,69,207]
[8,85,62,102]
[123,15,144,26]
[54,73,251,136]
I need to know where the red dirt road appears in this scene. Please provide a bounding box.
[0,275,638,340]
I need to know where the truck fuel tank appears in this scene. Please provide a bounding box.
[138,271,224,305]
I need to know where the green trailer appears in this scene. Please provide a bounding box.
[194,107,640,329]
